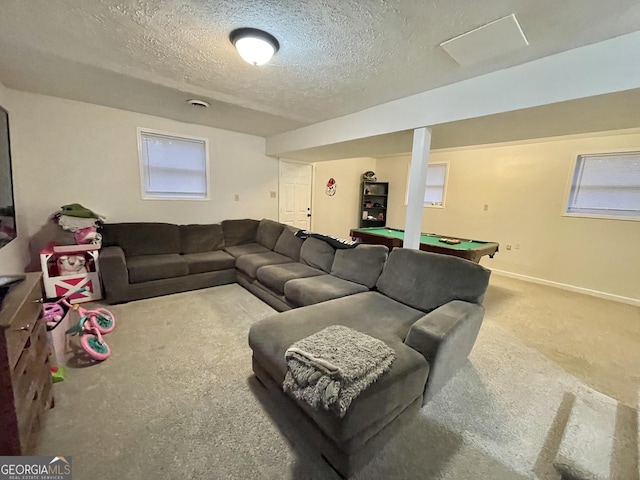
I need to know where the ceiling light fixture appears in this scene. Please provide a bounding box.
[186,99,210,108]
[229,28,279,66]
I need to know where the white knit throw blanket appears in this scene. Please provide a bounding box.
[283,326,396,418]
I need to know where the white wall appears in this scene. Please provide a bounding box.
[312,157,376,239]
[4,89,279,269]
[0,82,30,274]
[376,129,640,303]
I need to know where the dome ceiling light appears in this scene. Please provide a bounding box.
[186,99,210,108]
[229,28,279,66]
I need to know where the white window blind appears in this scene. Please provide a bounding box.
[566,152,640,219]
[405,162,448,207]
[139,130,208,199]
[424,163,447,206]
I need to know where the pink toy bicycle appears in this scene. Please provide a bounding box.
[41,287,116,361]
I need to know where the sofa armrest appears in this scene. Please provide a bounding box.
[99,246,129,301]
[404,300,484,404]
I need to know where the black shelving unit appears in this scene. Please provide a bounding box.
[360,181,389,228]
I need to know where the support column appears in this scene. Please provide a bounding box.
[404,127,432,250]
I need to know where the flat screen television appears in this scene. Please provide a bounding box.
[0,104,17,249]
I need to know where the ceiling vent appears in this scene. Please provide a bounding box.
[440,14,529,66]
[186,99,210,108]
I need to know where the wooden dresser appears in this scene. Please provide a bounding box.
[0,273,53,455]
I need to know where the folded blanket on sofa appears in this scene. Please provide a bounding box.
[294,230,357,249]
[283,325,396,417]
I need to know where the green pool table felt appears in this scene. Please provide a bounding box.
[355,228,490,251]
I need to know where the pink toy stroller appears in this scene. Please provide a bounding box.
[41,287,116,361]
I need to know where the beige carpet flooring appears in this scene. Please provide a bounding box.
[485,274,640,407]
[33,277,639,479]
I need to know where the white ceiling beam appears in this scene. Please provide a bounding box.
[266,30,640,157]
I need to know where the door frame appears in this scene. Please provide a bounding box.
[278,159,315,230]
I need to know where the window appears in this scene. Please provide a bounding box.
[424,163,448,206]
[138,128,209,200]
[405,162,448,207]
[566,152,640,220]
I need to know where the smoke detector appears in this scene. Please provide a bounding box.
[186,99,210,108]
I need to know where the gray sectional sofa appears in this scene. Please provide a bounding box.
[99,218,390,310]
[99,218,491,477]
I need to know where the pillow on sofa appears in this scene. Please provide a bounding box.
[100,223,180,257]
[330,244,388,288]
[376,249,491,313]
[221,219,259,247]
[180,224,225,254]
[300,237,335,273]
[256,219,285,250]
[274,226,304,261]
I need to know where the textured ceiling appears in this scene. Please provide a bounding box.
[0,1,640,140]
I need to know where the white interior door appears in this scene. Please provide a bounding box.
[279,161,312,230]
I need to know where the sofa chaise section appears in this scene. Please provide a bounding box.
[248,248,491,477]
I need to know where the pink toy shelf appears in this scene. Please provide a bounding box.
[39,243,102,303]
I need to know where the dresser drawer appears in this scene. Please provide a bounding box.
[5,284,42,370]
[17,346,52,443]
[13,320,48,411]
[0,273,52,456]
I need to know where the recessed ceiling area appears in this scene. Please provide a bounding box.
[279,89,640,162]
[1,0,640,139]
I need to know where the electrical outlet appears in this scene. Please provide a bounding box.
[506,244,512,250]
[515,243,520,249]
[234,194,240,201]
[483,204,489,211]
[270,191,276,198]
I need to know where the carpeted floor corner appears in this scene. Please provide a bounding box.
[34,282,637,479]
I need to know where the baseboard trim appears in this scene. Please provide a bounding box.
[491,269,640,307]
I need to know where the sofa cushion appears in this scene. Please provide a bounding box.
[256,262,325,296]
[376,249,491,313]
[236,251,294,279]
[300,237,336,273]
[179,224,225,254]
[330,244,388,288]
[256,219,285,250]
[284,275,368,307]
[224,243,270,258]
[101,223,181,257]
[273,226,304,261]
[182,251,236,275]
[126,254,188,283]
[248,292,428,445]
[221,219,259,247]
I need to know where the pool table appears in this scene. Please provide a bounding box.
[349,227,499,263]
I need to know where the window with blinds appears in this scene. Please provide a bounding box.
[424,163,448,206]
[566,152,640,219]
[138,129,209,200]
[405,162,448,207]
